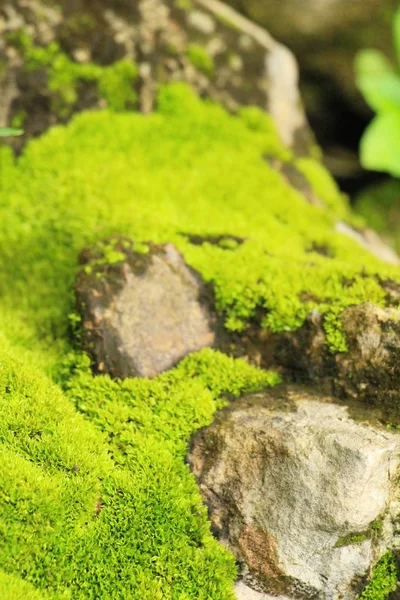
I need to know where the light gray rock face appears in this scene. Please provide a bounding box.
[188,387,400,599]
[76,238,217,378]
[235,581,292,600]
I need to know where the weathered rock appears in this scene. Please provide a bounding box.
[273,303,400,421]
[75,238,217,378]
[335,221,400,267]
[188,386,400,599]
[0,0,313,155]
[226,0,397,111]
[335,304,400,410]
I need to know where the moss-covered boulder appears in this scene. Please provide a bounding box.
[0,76,400,597]
[0,0,313,154]
[1,0,400,593]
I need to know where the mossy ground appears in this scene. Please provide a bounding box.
[0,83,399,597]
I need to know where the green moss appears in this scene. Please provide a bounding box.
[335,517,385,549]
[359,553,398,599]
[0,570,53,599]
[175,0,193,11]
[186,44,215,77]
[0,344,274,598]
[8,32,138,116]
[0,82,397,353]
[295,157,360,223]
[336,532,369,548]
[0,81,399,596]
[10,109,27,130]
[214,12,241,31]
[97,60,138,112]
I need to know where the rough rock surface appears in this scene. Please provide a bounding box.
[235,583,292,600]
[274,303,400,422]
[0,0,313,154]
[188,386,400,599]
[76,238,217,378]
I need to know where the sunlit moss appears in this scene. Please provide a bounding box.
[0,81,399,597]
[0,83,396,355]
[359,553,398,600]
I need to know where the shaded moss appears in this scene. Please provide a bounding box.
[7,31,138,116]
[186,44,215,77]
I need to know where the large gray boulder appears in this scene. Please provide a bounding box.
[188,386,400,598]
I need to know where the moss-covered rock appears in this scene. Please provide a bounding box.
[0,0,313,154]
[0,60,399,600]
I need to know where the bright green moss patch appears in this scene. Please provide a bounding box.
[359,552,398,599]
[0,570,53,600]
[0,346,273,598]
[0,77,399,597]
[0,82,397,356]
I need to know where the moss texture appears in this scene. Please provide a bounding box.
[0,342,277,599]
[7,31,138,116]
[186,45,215,77]
[0,83,398,352]
[359,553,398,599]
[0,82,399,597]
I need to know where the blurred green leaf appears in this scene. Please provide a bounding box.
[355,49,400,112]
[360,112,400,177]
[0,128,23,137]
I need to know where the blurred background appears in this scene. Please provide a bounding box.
[227,0,394,190]
[227,0,400,253]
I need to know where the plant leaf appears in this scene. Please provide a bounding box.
[360,112,400,176]
[355,49,400,112]
[0,128,24,137]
